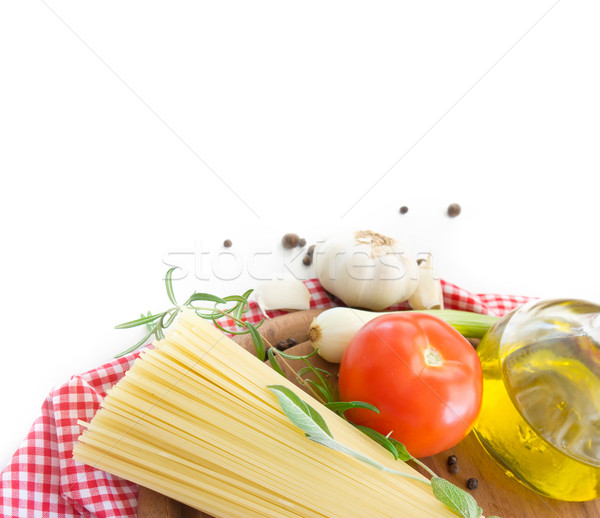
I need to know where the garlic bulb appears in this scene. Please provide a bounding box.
[254,278,312,315]
[314,229,420,311]
[408,254,444,310]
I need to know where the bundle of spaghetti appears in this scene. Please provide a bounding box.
[73,310,457,518]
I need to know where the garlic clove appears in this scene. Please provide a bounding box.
[408,254,444,310]
[254,278,312,316]
[309,307,377,363]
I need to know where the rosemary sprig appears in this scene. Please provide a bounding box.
[267,347,337,404]
[114,267,264,358]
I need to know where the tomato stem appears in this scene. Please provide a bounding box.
[424,346,443,367]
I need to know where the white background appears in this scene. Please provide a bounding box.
[1,0,599,470]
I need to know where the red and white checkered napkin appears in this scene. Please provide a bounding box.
[0,279,533,517]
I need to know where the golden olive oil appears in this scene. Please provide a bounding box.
[474,300,600,501]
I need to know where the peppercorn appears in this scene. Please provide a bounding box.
[449,464,459,474]
[447,203,462,218]
[223,239,232,248]
[282,233,300,249]
[447,455,458,466]
[303,244,316,266]
[466,478,478,490]
[276,338,298,351]
[399,205,409,214]
[298,238,307,247]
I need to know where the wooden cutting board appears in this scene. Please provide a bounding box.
[136,310,600,518]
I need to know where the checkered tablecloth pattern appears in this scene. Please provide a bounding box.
[0,278,533,517]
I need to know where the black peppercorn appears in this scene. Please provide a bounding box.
[447,203,462,218]
[447,455,458,466]
[307,245,315,257]
[282,233,300,249]
[399,205,409,214]
[223,239,232,248]
[449,464,459,474]
[303,255,312,266]
[466,478,478,490]
[276,338,298,351]
[298,238,307,247]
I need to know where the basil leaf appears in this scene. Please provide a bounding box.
[431,476,483,518]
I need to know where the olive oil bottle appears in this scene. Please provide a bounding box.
[474,299,600,501]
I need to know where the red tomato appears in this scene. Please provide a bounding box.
[338,312,483,458]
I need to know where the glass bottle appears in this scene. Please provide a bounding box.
[474,299,600,501]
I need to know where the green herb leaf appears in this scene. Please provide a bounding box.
[350,425,412,462]
[354,425,400,460]
[275,348,319,361]
[163,309,179,328]
[303,379,335,403]
[431,477,483,518]
[388,438,413,462]
[220,294,250,304]
[232,291,253,320]
[324,401,380,415]
[164,267,178,305]
[267,385,333,441]
[267,348,285,376]
[114,328,154,358]
[115,313,164,329]
[246,322,266,360]
[185,292,227,305]
[154,320,165,340]
[116,271,261,358]
[296,366,333,379]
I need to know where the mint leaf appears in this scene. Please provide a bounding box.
[268,385,333,441]
[431,477,483,518]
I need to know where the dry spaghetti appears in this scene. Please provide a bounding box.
[73,310,457,517]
